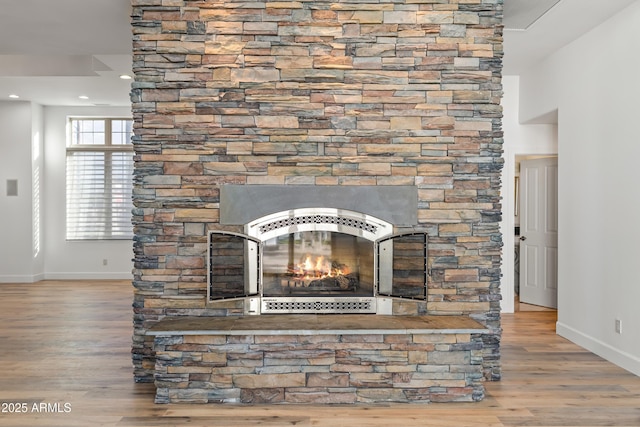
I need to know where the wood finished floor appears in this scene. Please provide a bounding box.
[0,280,639,427]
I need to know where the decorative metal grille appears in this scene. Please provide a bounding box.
[262,298,375,314]
[258,215,378,235]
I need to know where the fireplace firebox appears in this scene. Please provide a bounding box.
[208,208,427,314]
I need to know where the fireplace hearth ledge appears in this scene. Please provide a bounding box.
[148,314,488,336]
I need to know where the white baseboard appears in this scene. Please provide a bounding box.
[557,321,640,377]
[0,273,45,283]
[1,272,130,283]
[44,272,131,281]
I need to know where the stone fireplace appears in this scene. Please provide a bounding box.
[130,0,504,403]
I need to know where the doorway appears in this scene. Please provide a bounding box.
[515,155,558,310]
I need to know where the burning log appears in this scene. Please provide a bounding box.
[282,255,358,291]
[308,273,358,291]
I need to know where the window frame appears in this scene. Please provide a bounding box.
[65,117,134,241]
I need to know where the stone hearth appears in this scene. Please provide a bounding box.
[130,0,504,402]
[149,315,488,404]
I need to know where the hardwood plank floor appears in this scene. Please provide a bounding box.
[0,280,638,426]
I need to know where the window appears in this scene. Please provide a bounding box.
[66,118,134,240]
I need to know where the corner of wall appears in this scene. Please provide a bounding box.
[557,321,640,377]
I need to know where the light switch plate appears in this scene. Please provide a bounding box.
[6,179,18,196]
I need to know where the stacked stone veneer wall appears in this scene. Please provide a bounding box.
[152,331,486,404]
[130,0,504,383]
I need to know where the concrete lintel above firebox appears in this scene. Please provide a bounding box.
[220,185,418,226]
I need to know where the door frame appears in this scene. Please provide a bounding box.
[501,149,558,313]
[518,156,558,308]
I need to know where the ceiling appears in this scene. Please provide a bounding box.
[503,0,638,74]
[0,0,637,107]
[0,0,133,107]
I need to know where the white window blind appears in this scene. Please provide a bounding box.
[66,118,134,240]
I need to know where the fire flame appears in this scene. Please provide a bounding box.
[289,255,349,280]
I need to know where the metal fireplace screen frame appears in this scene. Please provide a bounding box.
[207,208,427,314]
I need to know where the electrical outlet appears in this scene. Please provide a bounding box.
[103,259,108,266]
[615,319,622,334]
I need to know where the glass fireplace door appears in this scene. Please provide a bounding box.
[377,232,428,300]
[262,231,375,298]
[208,231,260,301]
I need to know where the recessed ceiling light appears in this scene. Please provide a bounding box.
[119,74,132,80]
[9,94,19,99]
[79,95,89,100]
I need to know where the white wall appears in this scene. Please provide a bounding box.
[519,1,640,375]
[501,76,558,313]
[0,101,39,282]
[31,103,45,280]
[43,106,133,279]
[1,102,133,282]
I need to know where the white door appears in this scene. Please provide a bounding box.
[519,157,558,308]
